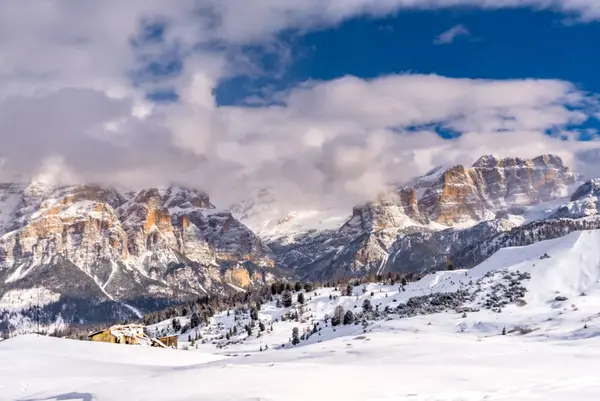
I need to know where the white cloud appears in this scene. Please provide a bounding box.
[434,24,470,44]
[1,0,600,211]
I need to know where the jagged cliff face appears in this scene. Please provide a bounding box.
[419,155,575,225]
[269,154,577,281]
[0,183,278,324]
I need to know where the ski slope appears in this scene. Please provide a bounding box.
[6,230,600,400]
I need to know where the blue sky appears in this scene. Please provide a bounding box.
[216,8,600,106]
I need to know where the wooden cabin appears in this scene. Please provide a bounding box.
[157,335,178,349]
[88,324,146,345]
[89,329,118,343]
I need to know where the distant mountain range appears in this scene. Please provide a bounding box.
[3,153,600,332]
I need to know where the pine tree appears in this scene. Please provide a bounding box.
[291,327,300,345]
[295,282,302,292]
[343,310,355,325]
[282,291,293,308]
[502,327,506,335]
[172,318,181,332]
[297,292,305,305]
[259,321,266,332]
[190,312,200,328]
[362,299,373,313]
[346,284,353,296]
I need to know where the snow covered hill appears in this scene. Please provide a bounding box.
[5,231,600,399]
[148,229,600,355]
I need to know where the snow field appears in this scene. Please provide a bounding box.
[6,230,600,399]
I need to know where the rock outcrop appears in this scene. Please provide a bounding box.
[552,179,600,219]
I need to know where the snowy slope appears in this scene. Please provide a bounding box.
[4,321,600,400]
[150,230,600,354]
[6,231,600,399]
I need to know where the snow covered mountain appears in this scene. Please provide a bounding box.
[267,154,581,281]
[0,183,280,330]
[1,153,597,333]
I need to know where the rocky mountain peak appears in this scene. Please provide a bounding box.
[0,182,278,327]
[419,154,574,225]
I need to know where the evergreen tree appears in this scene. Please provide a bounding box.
[343,310,355,325]
[246,325,252,336]
[259,321,266,332]
[190,312,200,329]
[362,299,373,313]
[291,327,300,346]
[346,284,353,296]
[172,318,181,332]
[502,327,506,335]
[297,292,305,305]
[250,307,259,321]
[282,291,293,308]
[294,282,302,292]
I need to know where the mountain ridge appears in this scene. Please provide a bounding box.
[2,153,597,332]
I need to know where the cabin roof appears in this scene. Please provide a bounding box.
[88,329,109,338]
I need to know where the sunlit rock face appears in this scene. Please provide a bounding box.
[0,183,278,324]
[419,155,574,225]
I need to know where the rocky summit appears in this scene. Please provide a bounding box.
[1,153,597,331]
